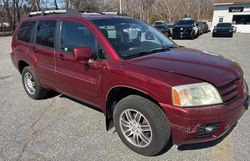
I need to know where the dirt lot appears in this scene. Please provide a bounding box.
[0,33,249,161]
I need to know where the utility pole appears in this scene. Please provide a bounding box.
[13,0,16,32]
[119,0,122,14]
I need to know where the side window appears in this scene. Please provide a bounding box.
[17,21,36,42]
[60,21,95,52]
[36,21,56,48]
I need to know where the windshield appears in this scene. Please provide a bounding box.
[216,23,232,27]
[92,18,175,59]
[155,25,165,29]
[176,20,194,26]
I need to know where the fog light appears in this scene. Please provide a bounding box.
[197,123,220,138]
[205,126,215,132]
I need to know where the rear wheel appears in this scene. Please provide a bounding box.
[22,66,48,99]
[113,95,171,156]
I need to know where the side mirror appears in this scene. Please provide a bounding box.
[73,47,93,61]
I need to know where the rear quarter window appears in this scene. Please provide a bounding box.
[17,21,36,42]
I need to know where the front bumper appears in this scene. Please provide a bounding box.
[213,30,233,36]
[173,30,193,38]
[161,95,248,145]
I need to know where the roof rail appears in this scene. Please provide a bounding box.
[28,9,81,17]
[82,12,101,15]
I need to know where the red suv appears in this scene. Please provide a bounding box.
[10,10,249,156]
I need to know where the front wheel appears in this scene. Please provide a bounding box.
[113,95,171,156]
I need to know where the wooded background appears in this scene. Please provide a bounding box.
[0,0,214,33]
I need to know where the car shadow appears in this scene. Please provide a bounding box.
[39,90,61,100]
[177,124,236,151]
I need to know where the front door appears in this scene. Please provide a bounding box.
[55,20,104,106]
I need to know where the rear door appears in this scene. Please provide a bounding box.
[32,20,57,88]
[55,20,106,106]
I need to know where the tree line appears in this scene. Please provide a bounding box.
[0,0,214,32]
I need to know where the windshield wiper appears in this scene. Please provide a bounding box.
[123,45,178,60]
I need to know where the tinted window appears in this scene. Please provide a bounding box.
[217,23,232,27]
[155,25,165,29]
[17,21,36,42]
[154,22,164,25]
[176,20,194,26]
[36,21,56,48]
[60,21,95,52]
[233,15,250,25]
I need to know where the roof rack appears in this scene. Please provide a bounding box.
[82,12,101,15]
[28,9,81,17]
[28,9,128,17]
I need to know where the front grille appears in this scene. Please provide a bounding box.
[218,79,242,104]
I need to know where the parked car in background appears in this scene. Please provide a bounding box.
[213,23,234,37]
[153,21,171,36]
[152,20,166,26]
[154,24,171,36]
[172,18,199,39]
[202,21,209,33]
[167,24,174,37]
[10,10,249,156]
[197,21,204,35]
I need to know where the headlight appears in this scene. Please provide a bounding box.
[172,82,222,107]
[213,30,217,32]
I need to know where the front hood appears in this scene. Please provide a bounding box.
[128,48,242,87]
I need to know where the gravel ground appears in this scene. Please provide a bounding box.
[0,33,249,161]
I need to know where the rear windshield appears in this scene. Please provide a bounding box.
[17,21,36,42]
[176,20,194,26]
[216,23,232,27]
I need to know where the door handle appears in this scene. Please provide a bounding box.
[58,54,64,61]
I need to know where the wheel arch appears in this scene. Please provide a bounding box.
[18,60,30,74]
[105,86,164,131]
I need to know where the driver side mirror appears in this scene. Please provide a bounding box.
[73,47,93,61]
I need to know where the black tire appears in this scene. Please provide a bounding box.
[113,95,171,156]
[22,66,48,99]
[190,32,195,40]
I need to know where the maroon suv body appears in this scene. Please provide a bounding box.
[10,11,249,156]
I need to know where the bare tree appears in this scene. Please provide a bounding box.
[0,0,215,34]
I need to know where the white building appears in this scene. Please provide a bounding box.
[212,0,250,33]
